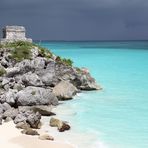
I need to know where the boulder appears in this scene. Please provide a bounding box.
[15,59,35,74]
[50,117,71,132]
[15,121,30,129]
[1,78,16,90]
[21,128,39,136]
[39,71,56,86]
[14,110,41,129]
[50,117,63,128]
[39,134,54,141]
[58,122,71,132]
[18,105,55,116]
[1,89,17,106]
[32,106,55,116]
[36,63,57,86]
[53,81,78,100]
[0,103,4,114]
[1,77,10,86]
[0,115,2,125]
[31,57,45,70]
[4,117,12,122]
[16,86,58,106]
[0,103,11,114]
[21,72,43,87]
[77,73,101,90]
[5,67,21,77]
[3,108,18,120]
[1,57,9,68]
[2,102,11,111]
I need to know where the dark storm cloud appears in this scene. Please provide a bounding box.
[0,0,148,40]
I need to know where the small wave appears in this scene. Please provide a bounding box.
[91,140,108,148]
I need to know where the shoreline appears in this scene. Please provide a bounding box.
[0,121,75,148]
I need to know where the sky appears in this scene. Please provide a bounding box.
[0,0,148,41]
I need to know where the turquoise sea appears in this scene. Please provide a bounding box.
[40,41,148,148]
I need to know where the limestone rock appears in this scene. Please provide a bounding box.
[21,128,39,136]
[32,106,56,116]
[58,122,71,132]
[15,121,30,129]
[14,110,41,129]
[15,59,34,74]
[4,117,12,122]
[31,57,45,70]
[0,103,4,114]
[16,86,58,106]
[53,81,78,100]
[50,117,63,128]
[1,89,17,106]
[5,67,21,77]
[1,102,11,112]
[39,134,54,141]
[3,108,18,120]
[0,115,2,125]
[77,73,101,90]
[50,117,71,132]
[21,72,43,87]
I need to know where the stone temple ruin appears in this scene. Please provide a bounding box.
[0,26,32,43]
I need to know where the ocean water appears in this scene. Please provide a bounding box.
[40,41,148,148]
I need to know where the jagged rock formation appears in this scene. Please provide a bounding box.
[0,26,101,136]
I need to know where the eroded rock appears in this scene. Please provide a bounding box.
[53,81,78,100]
[39,134,54,141]
[16,86,58,106]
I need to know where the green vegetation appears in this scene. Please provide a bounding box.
[0,41,73,67]
[11,45,32,62]
[75,67,82,73]
[16,85,23,91]
[56,56,73,66]
[0,67,6,76]
[0,41,33,62]
[1,41,33,49]
[31,91,36,95]
[38,46,52,59]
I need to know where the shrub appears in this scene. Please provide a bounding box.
[38,47,52,59]
[56,56,73,66]
[62,58,73,66]
[11,46,32,62]
[0,67,6,76]
[31,91,36,95]
[4,41,33,49]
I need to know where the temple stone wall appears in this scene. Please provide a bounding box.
[0,26,32,43]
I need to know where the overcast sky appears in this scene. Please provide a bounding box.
[0,0,148,40]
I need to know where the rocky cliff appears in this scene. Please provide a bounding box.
[0,40,101,133]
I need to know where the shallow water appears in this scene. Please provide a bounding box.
[40,41,148,148]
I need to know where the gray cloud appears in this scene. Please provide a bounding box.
[0,0,148,40]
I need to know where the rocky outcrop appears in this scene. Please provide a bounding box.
[0,27,100,142]
[15,121,30,129]
[16,86,58,106]
[18,105,55,116]
[53,81,78,100]
[0,115,2,125]
[14,110,41,129]
[3,108,18,120]
[1,89,17,106]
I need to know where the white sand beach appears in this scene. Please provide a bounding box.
[0,121,74,148]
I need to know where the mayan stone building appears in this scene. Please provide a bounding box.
[1,26,32,43]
